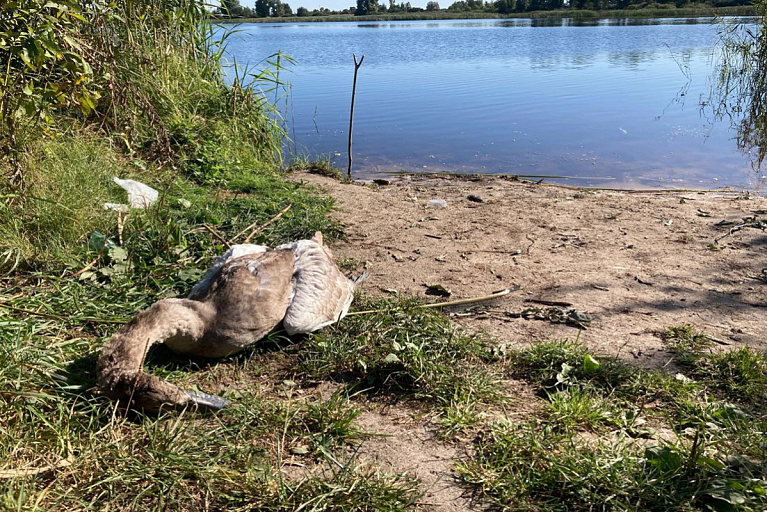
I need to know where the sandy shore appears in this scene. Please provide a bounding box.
[297,172,767,366]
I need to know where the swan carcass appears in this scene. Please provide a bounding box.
[97,232,358,412]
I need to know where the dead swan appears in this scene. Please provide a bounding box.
[97,232,357,412]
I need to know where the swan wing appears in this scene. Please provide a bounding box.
[281,239,356,335]
[207,249,295,346]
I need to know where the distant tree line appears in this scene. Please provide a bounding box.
[215,0,432,16]
[448,0,753,13]
[217,0,293,17]
[216,0,755,18]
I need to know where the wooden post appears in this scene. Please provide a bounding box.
[348,54,364,180]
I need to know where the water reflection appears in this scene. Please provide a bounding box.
[606,49,665,69]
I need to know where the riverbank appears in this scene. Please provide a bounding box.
[279,170,767,510]
[220,5,757,23]
[298,172,767,362]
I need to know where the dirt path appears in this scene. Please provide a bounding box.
[299,173,766,365]
[292,172,767,510]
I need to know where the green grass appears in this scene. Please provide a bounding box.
[0,291,422,509]
[661,324,714,367]
[507,338,631,392]
[458,419,766,512]
[458,338,767,511]
[544,386,620,430]
[287,153,347,181]
[662,325,767,407]
[299,297,504,417]
[0,137,338,273]
[698,348,767,406]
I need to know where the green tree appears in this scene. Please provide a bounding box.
[356,0,379,14]
[255,0,270,16]
[296,6,309,15]
[220,0,246,16]
[426,1,440,9]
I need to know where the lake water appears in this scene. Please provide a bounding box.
[223,17,764,189]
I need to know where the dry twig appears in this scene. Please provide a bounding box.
[202,223,230,248]
[346,286,520,317]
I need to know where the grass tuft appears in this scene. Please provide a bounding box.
[661,324,713,367]
[300,296,503,420]
[698,348,767,407]
[544,386,619,431]
[287,154,346,181]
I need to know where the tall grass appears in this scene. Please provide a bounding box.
[1,0,286,179]
[0,0,304,269]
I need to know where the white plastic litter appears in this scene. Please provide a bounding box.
[427,199,447,209]
[113,177,159,209]
[103,203,130,213]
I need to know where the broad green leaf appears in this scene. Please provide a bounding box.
[583,354,600,373]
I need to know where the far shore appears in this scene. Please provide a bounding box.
[218,5,757,24]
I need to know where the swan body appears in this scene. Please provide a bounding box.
[97,232,357,412]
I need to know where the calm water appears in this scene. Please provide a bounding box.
[224,17,764,189]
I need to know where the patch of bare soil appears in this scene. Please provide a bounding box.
[293,172,767,510]
[354,408,474,512]
[298,173,766,364]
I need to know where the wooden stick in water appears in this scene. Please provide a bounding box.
[348,54,364,180]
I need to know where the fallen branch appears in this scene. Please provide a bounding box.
[244,204,293,243]
[525,299,573,307]
[346,286,520,317]
[72,256,100,277]
[704,334,731,346]
[714,217,766,244]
